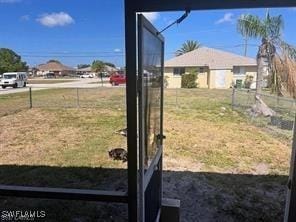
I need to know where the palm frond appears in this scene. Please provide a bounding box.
[273,55,296,98]
[237,14,265,39]
[280,41,296,61]
[175,40,201,56]
[263,14,284,40]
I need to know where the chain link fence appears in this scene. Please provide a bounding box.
[1,87,232,117]
[0,89,31,117]
[232,88,296,140]
[0,87,126,117]
[164,88,232,110]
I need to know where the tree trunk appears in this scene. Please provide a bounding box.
[256,54,266,95]
[251,40,276,117]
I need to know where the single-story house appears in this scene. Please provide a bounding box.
[76,65,118,75]
[104,65,119,73]
[76,66,94,75]
[36,61,75,77]
[164,47,258,89]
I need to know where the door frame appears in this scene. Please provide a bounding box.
[138,14,165,222]
[124,1,296,222]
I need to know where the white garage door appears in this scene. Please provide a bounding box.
[215,70,227,88]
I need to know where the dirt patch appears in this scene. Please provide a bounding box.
[163,171,287,222]
[253,163,270,175]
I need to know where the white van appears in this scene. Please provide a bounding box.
[0,72,28,89]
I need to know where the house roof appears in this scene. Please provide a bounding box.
[165,47,257,69]
[37,61,75,72]
[104,65,118,72]
[77,65,118,72]
[77,66,92,72]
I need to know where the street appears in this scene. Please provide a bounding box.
[0,78,125,95]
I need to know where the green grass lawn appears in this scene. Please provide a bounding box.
[0,88,291,221]
[164,89,290,174]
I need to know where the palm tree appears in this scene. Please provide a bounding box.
[92,60,105,86]
[237,12,296,115]
[91,60,105,74]
[175,40,201,56]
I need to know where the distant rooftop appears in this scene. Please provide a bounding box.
[37,61,75,71]
[77,65,118,72]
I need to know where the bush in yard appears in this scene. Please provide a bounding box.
[164,76,169,88]
[244,75,254,89]
[181,71,198,88]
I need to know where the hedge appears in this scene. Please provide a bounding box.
[181,73,197,88]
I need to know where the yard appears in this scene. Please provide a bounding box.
[0,88,291,221]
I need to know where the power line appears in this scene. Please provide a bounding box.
[17,43,260,60]
[16,51,124,54]
[21,55,125,58]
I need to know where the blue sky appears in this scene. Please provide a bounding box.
[0,0,295,67]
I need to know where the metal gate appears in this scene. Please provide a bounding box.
[138,14,165,222]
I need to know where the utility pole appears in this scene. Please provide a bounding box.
[244,37,248,56]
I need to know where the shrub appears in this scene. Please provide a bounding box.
[244,75,254,89]
[181,72,197,88]
[164,76,169,88]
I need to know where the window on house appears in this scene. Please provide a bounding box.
[199,67,204,73]
[233,66,246,75]
[173,67,185,75]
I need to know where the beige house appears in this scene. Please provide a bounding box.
[164,47,257,89]
[76,65,118,74]
[36,61,75,77]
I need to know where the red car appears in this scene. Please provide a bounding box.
[109,73,126,86]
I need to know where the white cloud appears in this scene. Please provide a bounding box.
[37,12,74,27]
[114,48,121,52]
[0,0,21,3]
[215,13,234,24]
[20,15,30,21]
[141,12,159,23]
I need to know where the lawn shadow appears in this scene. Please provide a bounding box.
[0,165,288,222]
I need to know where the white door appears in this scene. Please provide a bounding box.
[215,70,227,88]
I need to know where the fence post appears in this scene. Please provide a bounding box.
[29,87,32,108]
[231,87,236,110]
[175,88,178,108]
[76,88,80,108]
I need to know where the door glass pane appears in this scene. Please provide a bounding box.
[142,28,162,168]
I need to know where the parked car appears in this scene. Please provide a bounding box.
[109,73,126,86]
[99,72,110,77]
[80,74,94,78]
[0,72,28,89]
[44,72,56,79]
